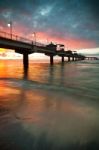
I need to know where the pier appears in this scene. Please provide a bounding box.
[0,31,85,70]
[85,57,98,60]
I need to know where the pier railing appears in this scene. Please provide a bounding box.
[0,31,45,47]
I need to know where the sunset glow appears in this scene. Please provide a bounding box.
[0,48,6,52]
[0,0,99,56]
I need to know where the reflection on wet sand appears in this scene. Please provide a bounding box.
[0,81,99,149]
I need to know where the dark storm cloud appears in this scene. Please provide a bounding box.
[0,0,99,47]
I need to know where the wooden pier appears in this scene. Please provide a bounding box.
[0,31,85,70]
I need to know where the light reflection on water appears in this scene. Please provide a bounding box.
[0,60,99,149]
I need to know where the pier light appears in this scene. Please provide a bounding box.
[7,21,12,39]
[7,23,11,27]
[32,32,36,44]
[46,39,49,44]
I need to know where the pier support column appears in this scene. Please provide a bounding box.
[50,55,54,65]
[68,56,70,62]
[62,56,64,63]
[23,53,29,70]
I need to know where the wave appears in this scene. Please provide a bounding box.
[0,77,98,101]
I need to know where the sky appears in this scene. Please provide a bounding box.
[0,0,99,55]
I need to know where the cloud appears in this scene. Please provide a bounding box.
[0,0,99,50]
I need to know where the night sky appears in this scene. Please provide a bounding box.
[0,0,99,51]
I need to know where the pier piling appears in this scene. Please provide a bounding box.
[62,56,64,63]
[50,55,54,65]
[23,53,29,70]
[68,57,70,62]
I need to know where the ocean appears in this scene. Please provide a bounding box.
[0,59,99,150]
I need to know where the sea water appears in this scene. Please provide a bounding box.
[0,59,99,150]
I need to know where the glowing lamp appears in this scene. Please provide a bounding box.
[7,23,11,27]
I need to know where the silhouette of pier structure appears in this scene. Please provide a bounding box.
[85,56,98,60]
[0,31,85,70]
